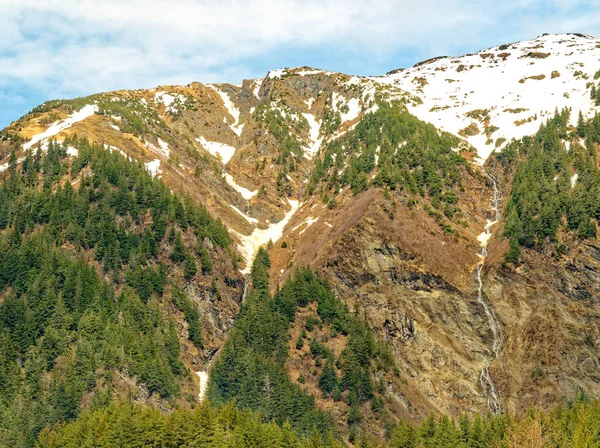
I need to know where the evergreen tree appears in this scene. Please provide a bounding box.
[577,110,586,138]
[318,362,338,397]
[390,420,418,448]
[184,255,197,280]
[170,232,186,263]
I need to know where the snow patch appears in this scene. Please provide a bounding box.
[268,68,287,79]
[373,33,600,162]
[196,136,236,164]
[302,113,323,158]
[208,86,244,136]
[224,173,258,200]
[154,91,181,107]
[328,121,359,143]
[158,138,170,157]
[154,91,187,114]
[107,145,129,160]
[292,216,318,235]
[0,158,24,173]
[230,205,259,224]
[145,159,162,178]
[296,69,327,76]
[253,78,263,99]
[477,225,494,248]
[571,173,578,188]
[24,105,98,150]
[144,138,170,158]
[235,199,301,274]
[66,146,79,157]
[332,93,361,123]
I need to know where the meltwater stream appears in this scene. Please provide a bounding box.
[475,172,503,414]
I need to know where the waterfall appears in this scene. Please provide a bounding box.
[475,172,503,414]
[241,276,250,303]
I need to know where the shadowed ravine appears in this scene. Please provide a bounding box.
[476,172,504,414]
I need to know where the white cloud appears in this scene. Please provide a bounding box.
[0,0,597,121]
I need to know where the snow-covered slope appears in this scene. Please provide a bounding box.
[373,33,600,162]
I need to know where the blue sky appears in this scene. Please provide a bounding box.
[1,0,599,128]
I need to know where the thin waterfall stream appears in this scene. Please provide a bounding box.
[475,171,503,414]
[241,276,250,303]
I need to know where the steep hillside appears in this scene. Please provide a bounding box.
[481,109,600,415]
[0,139,244,445]
[2,32,600,445]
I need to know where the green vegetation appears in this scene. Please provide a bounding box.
[385,392,600,448]
[171,288,203,348]
[0,137,230,446]
[22,94,169,138]
[34,391,600,447]
[209,251,395,438]
[458,123,480,137]
[309,101,468,199]
[26,98,94,117]
[96,96,165,136]
[496,108,600,263]
[276,267,395,420]
[308,100,469,236]
[322,94,343,134]
[465,109,490,121]
[208,250,336,436]
[253,99,308,164]
[36,401,344,448]
[591,82,600,106]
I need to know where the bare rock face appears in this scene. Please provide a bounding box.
[483,238,600,415]
[272,185,493,418]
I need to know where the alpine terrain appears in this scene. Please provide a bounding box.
[2,33,600,446]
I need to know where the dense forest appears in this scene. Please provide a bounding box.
[0,137,232,446]
[35,392,600,447]
[209,249,396,441]
[253,99,309,165]
[309,101,469,202]
[495,109,600,263]
[306,100,472,235]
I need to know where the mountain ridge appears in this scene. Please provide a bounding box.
[2,32,600,445]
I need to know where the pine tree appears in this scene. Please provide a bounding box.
[577,110,586,138]
[469,414,486,448]
[196,243,213,274]
[170,232,186,263]
[318,362,338,396]
[184,255,197,280]
[434,415,459,447]
[390,420,418,448]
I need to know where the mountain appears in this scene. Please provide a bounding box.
[378,33,600,162]
[2,32,600,446]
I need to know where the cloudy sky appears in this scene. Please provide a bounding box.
[0,0,598,128]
